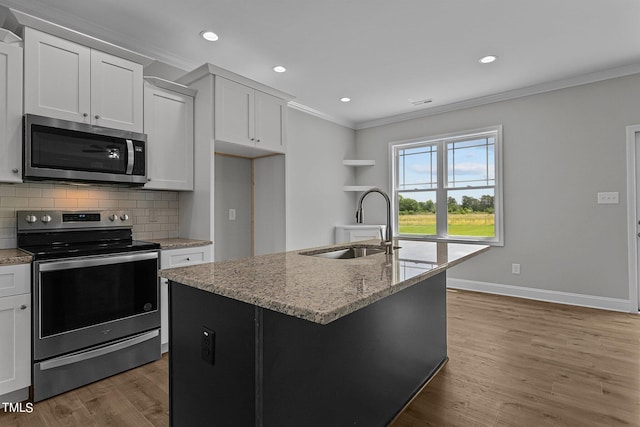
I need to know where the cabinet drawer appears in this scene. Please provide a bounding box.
[162,246,212,268]
[0,264,30,298]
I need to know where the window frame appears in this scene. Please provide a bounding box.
[389,125,504,246]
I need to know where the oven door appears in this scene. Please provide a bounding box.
[33,251,160,361]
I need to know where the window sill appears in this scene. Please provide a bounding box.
[395,235,504,247]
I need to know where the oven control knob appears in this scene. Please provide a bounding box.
[25,215,37,224]
[41,214,52,223]
[120,214,129,221]
[109,214,118,222]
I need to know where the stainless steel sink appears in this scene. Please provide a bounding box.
[299,244,387,259]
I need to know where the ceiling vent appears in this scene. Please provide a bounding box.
[409,98,432,106]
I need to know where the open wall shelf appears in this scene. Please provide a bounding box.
[342,160,375,167]
[343,159,376,192]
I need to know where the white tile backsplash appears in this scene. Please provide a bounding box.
[0,182,180,249]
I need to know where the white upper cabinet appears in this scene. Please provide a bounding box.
[0,40,23,183]
[143,79,195,191]
[255,90,286,153]
[215,77,286,154]
[215,77,254,147]
[24,28,143,132]
[90,50,143,132]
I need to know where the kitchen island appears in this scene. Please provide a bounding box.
[160,239,488,426]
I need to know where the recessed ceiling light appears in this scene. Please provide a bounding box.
[200,31,219,42]
[273,65,286,73]
[340,97,351,103]
[479,55,497,64]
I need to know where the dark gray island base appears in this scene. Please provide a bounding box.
[169,271,447,426]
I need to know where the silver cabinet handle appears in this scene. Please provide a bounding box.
[11,168,18,174]
[20,304,27,310]
[186,257,191,261]
[83,112,88,117]
[95,115,100,120]
[256,139,261,143]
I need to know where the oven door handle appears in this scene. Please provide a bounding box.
[39,330,159,371]
[38,252,158,272]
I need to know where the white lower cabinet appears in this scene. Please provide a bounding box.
[0,264,31,400]
[160,245,212,353]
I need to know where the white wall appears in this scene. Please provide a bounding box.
[179,74,214,241]
[286,108,357,250]
[254,154,286,255]
[214,155,252,261]
[356,74,640,303]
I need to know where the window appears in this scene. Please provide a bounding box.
[390,126,503,245]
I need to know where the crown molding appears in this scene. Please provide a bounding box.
[9,7,154,66]
[176,63,295,101]
[354,63,640,130]
[287,102,356,129]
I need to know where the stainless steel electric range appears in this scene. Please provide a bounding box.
[17,210,161,402]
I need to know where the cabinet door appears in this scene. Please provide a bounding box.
[0,42,23,183]
[144,84,194,190]
[24,28,91,123]
[0,264,29,299]
[91,50,143,132]
[0,294,31,396]
[215,77,255,147]
[255,91,286,153]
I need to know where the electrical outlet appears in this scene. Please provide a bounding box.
[512,263,521,275]
[229,209,236,221]
[201,327,215,365]
[597,192,619,204]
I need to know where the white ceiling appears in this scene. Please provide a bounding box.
[2,0,640,129]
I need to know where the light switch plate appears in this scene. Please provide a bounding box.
[229,209,236,220]
[597,192,619,204]
[512,263,521,275]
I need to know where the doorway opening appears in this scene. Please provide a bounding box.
[624,124,640,312]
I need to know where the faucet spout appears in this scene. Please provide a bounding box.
[355,188,393,254]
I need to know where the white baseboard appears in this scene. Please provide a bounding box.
[447,278,633,313]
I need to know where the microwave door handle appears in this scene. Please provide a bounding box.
[125,139,134,174]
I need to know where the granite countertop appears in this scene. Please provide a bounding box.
[160,239,489,325]
[0,249,33,265]
[146,238,212,250]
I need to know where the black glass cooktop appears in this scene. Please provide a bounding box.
[21,240,160,261]
[18,229,159,260]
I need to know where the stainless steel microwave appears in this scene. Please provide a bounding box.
[23,114,147,185]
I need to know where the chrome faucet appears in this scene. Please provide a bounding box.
[355,188,394,254]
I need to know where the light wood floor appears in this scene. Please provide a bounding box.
[2,289,639,426]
